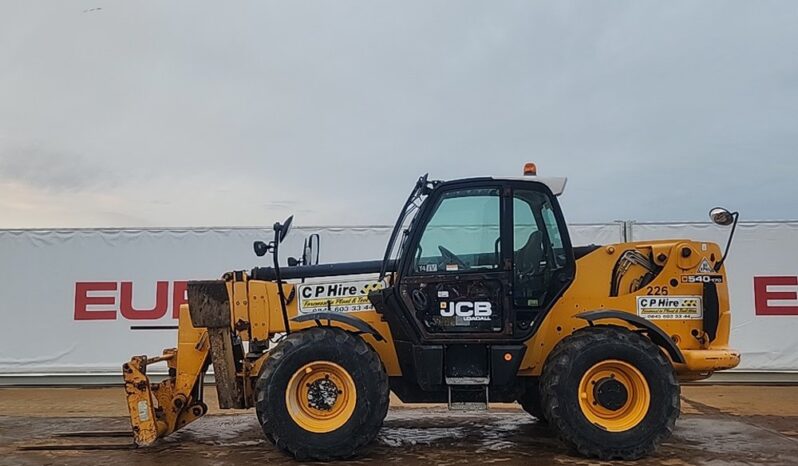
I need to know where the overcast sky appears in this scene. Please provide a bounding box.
[1,1,796,228]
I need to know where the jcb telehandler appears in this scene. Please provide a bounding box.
[123,165,740,460]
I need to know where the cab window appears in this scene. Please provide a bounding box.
[542,202,566,267]
[412,188,500,273]
[513,190,565,307]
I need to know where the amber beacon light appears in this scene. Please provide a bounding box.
[523,162,537,176]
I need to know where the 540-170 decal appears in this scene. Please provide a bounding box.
[681,274,724,284]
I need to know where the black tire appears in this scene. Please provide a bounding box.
[255,327,389,460]
[517,379,548,424]
[541,326,679,460]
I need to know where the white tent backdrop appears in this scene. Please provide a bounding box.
[1,221,795,381]
[0,226,398,377]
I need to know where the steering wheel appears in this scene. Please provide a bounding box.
[438,245,469,270]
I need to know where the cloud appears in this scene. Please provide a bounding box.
[0,139,115,192]
[0,1,796,228]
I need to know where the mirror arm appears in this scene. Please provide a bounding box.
[271,224,292,335]
[714,211,739,272]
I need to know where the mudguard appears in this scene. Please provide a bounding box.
[575,310,686,364]
[292,312,385,341]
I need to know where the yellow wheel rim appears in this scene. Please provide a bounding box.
[285,361,357,433]
[578,359,650,432]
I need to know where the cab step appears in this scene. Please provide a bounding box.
[446,377,489,411]
[445,376,490,385]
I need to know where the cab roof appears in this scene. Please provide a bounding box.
[491,176,567,196]
[437,176,568,196]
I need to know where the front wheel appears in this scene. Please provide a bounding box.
[255,327,389,460]
[541,326,680,460]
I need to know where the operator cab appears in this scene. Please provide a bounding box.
[376,168,575,342]
[369,165,576,405]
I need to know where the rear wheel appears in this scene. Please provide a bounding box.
[541,326,679,460]
[255,327,389,460]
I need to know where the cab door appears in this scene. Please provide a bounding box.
[509,184,575,336]
[397,183,514,340]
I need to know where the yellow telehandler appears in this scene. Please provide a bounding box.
[123,164,740,460]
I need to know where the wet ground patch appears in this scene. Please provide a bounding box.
[2,408,796,465]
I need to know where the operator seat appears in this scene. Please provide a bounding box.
[515,230,544,274]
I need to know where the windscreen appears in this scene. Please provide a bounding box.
[379,175,432,279]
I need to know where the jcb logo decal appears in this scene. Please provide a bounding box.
[440,301,493,321]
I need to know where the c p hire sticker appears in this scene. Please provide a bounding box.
[637,296,703,320]
[298,280,385,314]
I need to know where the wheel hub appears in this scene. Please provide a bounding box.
[285,361,357,433]
[577,359,651,432]
[306,375,342,411]
[593,377,628,411]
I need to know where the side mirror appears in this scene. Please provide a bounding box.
[276,215,294,243]
[253,241,270,257]
[709,207,735,226]
[303,233,320,266]
[287,257,300,266]
[708,207,739,272]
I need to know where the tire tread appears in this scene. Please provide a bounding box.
[541,325,680,460]
[255,327,389,460]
